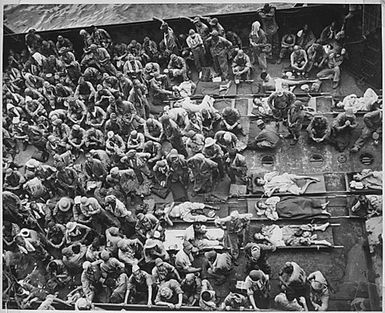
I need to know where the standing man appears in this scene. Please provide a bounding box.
[257,4,279,58]
[205,30,232,81]
[215,210,252,264]
[249,21,268,73]
[186,29,206,77]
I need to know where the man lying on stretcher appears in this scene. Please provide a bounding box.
[254,171,320,197]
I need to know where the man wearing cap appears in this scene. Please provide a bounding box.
[186,29,206,75]
[126,130,145,151]
[126,264,153,306]
[142,140,163,167]
[167,54,188,82]
[307,271,329,311]
[245,269,270,309]
[155,279,184,309]
[277,33,296,64]
[104,113,122,134]
[215,211,252,263]
[232,49,251,82]
[205,30,232,81]
[56,35,73,52]
[330,108,357,152]
[135,212,159,242]
[128,79,149,119]
[180,273,202,306]
[214,130,238,154]
[143,62,161,83]
[203,250,233,285]
[185,131,205,156]
[267,86,296,121]
[307,115,331,144]
[351,109,382,152]
[68,124,86,156]
[290,45,309,76]
[105,131,125,160]
[51,197,74,225]
[166,148,189,185]
[181,16,210,42]
[65,221,92,245]
[202,137,225,178]
[153,159,170,188]
[175,241,201,275]
[249,119,281,150]
[152,257,181,284]
[287,100,306,144]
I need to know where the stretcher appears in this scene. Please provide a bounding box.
[164,228,224,251]
[345,172,383,194]
[249,173,326,196]
[254,223,343,250]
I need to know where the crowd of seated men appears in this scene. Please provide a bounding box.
[2,3,381,311]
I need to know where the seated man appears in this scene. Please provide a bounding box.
[245,270,270,310]
[290,45,309,76]
[330,108,358,152]
[166,54,188,81]
[317,49,345,89]
[277,33,296,64]
[279,261,308,301]
[306,115,331,143]
[175,240,202,274]
[214,130,238,154]
[307,39,326,72]
[249,119,280,150]
[254,171,320,197]
[203,250,233,285]
[232,49,251,82]
[351,109,382,152]
[220,106,244,135]
[308,271,330,311]
[351,194,382,217]
[154,279,183,309]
